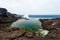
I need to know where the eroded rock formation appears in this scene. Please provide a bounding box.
[0,8,22,23]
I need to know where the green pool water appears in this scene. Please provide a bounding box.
[11,19,42,32]
[11,19,49,37]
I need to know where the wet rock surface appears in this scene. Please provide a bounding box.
[39,18,60,40]
[0,18,60,40]
[0,28,44,40]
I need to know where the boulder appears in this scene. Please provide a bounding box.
[0,8,8,17]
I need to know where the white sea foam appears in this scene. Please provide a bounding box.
[24,14,29,19]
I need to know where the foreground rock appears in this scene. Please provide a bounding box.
[0,28,44,40]
[39,18,60,40]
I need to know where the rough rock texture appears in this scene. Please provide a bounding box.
[0,8,22,23]
[0,28,44,40]
[39,18,60,40]
[0,8,7,17]
[0,13,60,40]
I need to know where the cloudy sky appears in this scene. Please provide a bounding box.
[0,0,60,15]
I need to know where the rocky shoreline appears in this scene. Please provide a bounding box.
[0,8,60,40]
[0,18,60,40]
[40,18,60,40]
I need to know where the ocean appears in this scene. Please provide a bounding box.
[21,15,60,19]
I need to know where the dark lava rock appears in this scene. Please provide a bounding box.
[0,8,8,17]
[0,28,44,40]
[0,8,22,23]
[39,18,60,30]
[39,18,60,40]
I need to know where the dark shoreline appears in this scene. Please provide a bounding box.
[0,18,60,40]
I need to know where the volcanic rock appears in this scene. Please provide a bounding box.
[0,8,8,17]
[39,18,60,40]
[0,27,44,40]
[0,8,22,23]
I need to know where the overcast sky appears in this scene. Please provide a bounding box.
[0,0,60,15]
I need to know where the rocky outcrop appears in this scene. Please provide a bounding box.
[0,8,7,17]
[0,8,22,23]
[39,18,60,40]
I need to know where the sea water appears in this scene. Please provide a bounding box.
[21,15,60,19]
[29,15,60,18]
[21,15,60,20]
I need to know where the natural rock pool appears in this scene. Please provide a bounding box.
[11,19,49,37]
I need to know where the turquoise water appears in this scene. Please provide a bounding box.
[11,19,49,37]
[11,19,42,32]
